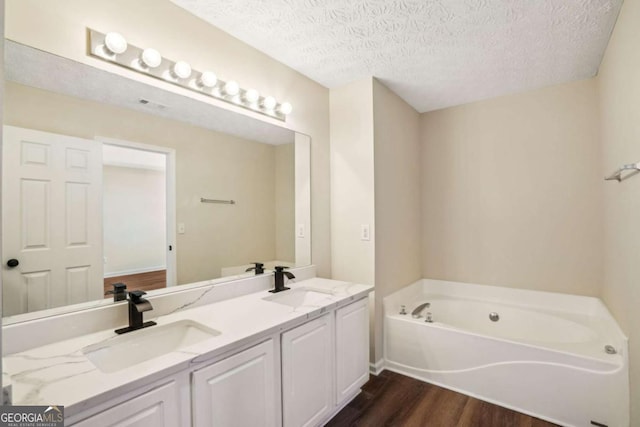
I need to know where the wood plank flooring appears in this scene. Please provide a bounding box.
[326,370,560,427]
[103,270,166,297]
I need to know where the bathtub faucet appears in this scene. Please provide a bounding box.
[411,302,431,319]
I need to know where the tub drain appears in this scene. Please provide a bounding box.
[604,345,617,355]
[489,312,499,322]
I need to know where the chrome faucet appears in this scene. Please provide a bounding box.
[115,290,157,334]
[270,266,294,293]
[411,302,431,318]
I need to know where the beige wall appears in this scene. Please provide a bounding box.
[597,0,640,422]
[5,0,331,277]
[329,78,376,286]
[294,133,312,266]
[372,79,422,363]
[275,143,295,262]
[103,165,166,276]
[420,79,603,296]
[329,78,376,362]
[4,82,282,285]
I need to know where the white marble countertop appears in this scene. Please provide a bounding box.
[3,278,372,416]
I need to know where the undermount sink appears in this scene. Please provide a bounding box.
[83,320,220,373]
[263,287,334,308]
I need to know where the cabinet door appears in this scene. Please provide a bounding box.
[192,339,278,427]
[335,298,370,405]
[282,314,333,427]
[70,380,181,427]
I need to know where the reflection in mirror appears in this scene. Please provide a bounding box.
[2,42,311,322]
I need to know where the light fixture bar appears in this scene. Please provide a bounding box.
[88,29,292,121]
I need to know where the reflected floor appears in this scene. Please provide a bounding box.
[104,270,166,297]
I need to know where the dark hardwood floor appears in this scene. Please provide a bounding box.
[103,270,166,297]
[326,370,559,427]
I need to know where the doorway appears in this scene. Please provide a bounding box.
[99,138,176,295]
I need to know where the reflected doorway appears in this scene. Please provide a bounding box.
[100,140,176,296]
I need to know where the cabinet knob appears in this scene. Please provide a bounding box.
[6,259,19,268]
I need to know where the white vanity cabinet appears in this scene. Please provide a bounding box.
[281,313,334,427]
[69,376,188,427]
[280,297,370,427]
[335,297,369,406]
[192,338,279,427]
[61,294,371,427]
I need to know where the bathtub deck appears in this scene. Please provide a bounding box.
[326,370,559,427]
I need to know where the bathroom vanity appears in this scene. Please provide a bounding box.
[3,275,372,427]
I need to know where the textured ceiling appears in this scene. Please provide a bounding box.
[171,0,621,112]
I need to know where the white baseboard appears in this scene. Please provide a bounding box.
[104,265,166,278]
[370,359,385,375]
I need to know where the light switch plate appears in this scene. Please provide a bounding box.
[361,224,370,241]
[178,223,186,234]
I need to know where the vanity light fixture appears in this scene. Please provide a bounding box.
[89,29,292,121]
[244,89,260,104]
[262,96,277,110]
[278,102,293,116]
[104,32,128,55]
[140,48,162,69]
[172,61,192,79]
[223,80,240,96]
[198,71,218,88]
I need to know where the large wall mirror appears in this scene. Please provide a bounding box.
[1,41,311,322]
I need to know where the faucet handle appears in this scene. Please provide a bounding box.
[128,290,147,303]
[274,266,289,272]
[112,282,127,292]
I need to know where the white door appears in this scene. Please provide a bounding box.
[282,314,334,427]
[335,298,370,405]
[192,339,278,427]
[2,126,103,316]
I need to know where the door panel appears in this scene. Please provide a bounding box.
[281,314,333,427]
[2,126,103,316]
[21,179,50,249]
[66,182,90,245]
[192,339,278,427]
[336,298,370,404]
[24,270,50,313]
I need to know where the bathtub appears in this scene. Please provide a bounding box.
[383,279,629,427]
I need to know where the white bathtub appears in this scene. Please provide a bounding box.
[383,279,629,427]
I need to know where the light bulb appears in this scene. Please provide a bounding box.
[244,89,259,104]
[104,32,127,55]
[278,102,293,115]
[262,96,277,110]
[198,71,217,88]
[223,80,240,96]
[172,61,192,79]
[140,48,162,69]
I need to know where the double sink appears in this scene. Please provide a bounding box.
[82,287,335,373]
